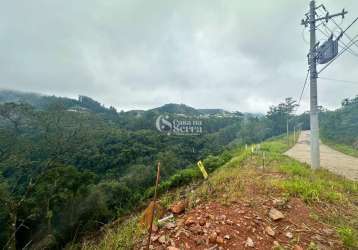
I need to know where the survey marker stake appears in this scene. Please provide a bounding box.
[146,161,161,250]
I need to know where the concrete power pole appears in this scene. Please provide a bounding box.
[309,0,320,169]
[301,1,348,169]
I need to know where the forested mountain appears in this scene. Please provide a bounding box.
[0,90,117,115]
[0,91,271,249]
[149,103,200,116]
[0,90,356,249]
[320,95,358,148]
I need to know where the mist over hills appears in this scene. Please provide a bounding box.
[0,89,248,117]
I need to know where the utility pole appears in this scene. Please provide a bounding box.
[309,0,320,169]
[301,1,348,169]
[286,118,289,146]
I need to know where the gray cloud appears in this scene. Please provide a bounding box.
[0,0,357,112]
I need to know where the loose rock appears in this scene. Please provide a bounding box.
[272,198,285,207]
[245,237,254,248]
[158,235,167,244]
[269,208,285,221]
[285,232,293,239]
[151,235,159,242]
[189,225,203,235]
[265,226,275,237]
[185,217,196,226]
[273,241,280,247]
[209,232,218,243]
[199,218,206,226]
[216,236,224,244]
[170,201,186,214]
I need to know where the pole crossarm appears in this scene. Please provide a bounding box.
[301,10,348,27]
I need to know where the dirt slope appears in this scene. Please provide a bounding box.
[143,199,343,250]
[285,131,358,181]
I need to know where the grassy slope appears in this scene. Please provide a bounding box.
[74,135,358,250]
[321,138,358,158]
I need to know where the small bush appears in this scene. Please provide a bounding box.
[278,162,310,177]
[279,178,320,202]
[337,227,358,249]
[80,216,144,250]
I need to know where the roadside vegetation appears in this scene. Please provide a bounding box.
[321,139,358,158]
[80,134,357,249]
[320,95,358,157]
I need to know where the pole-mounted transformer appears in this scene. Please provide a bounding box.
[316,35,339,64]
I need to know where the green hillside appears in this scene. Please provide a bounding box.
[0,93,275,249]
[0,92,357,249]
[78,135,358,250]
[320,96,358,156]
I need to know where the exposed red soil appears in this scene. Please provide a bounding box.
[140,198,344,250]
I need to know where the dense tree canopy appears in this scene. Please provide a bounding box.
[0,93,356,249]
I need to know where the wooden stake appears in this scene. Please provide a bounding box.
[262,151,266,172]
[146,161,161,250]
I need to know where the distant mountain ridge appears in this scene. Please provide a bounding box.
[0,89,116,114]
[0,89,247,117]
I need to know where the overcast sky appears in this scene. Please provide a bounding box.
[0,0,357,113]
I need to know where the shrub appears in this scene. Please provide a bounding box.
[337,227,358,249]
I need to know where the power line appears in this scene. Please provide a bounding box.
[316,8,358,56]
[318,35,358,74]
[316,25,358,60]
[321,22,358,55]
[330,17,358,48]
[301,27,310,45]
[317,26,329,38]
[297,70,310,107]
[319,76,358,85]
[343,17,358,35]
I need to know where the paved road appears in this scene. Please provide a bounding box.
[285,130,358,181]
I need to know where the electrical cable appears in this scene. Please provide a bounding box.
[331,16,358,50]
[316,26,353,55]
[322,20,358,56]
[302,27,310,45]
[316,8,358,56]
[343,17,358,35]
[318,35,358,74]
[298,70,310,107]
[319,76,358,85]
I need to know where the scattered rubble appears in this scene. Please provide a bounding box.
[140,194,343,249]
